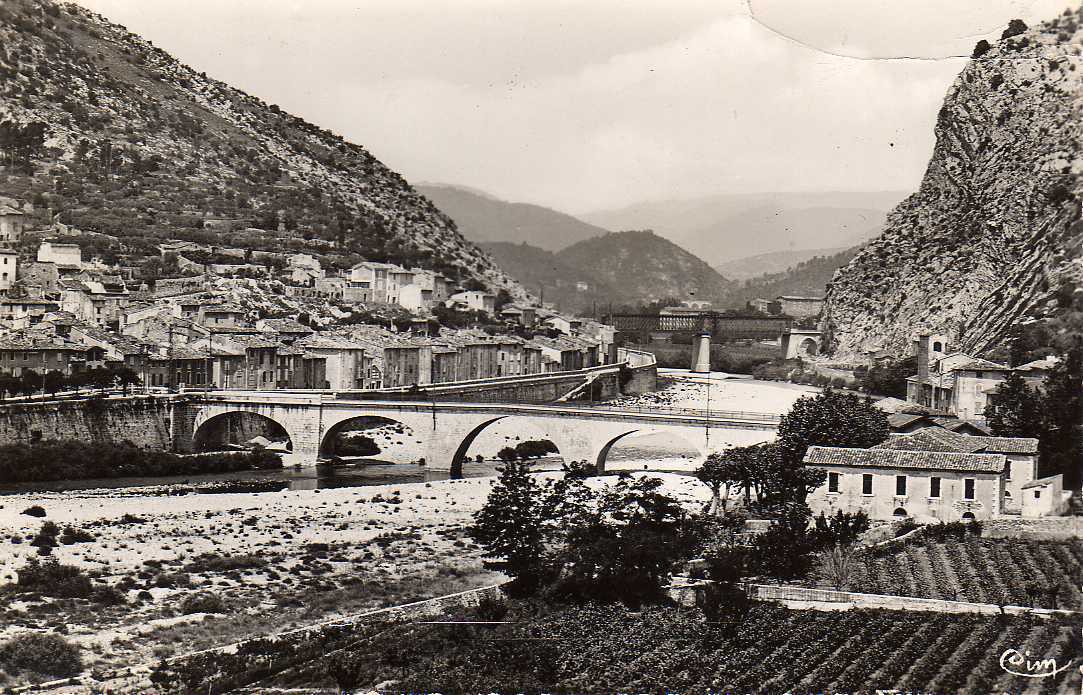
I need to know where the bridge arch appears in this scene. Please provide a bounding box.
[193,410,293,453]
[319,415,420,462]
[595,427,705,474]
[449,416,568,479]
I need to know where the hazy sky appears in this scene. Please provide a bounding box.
[74,0,1069,213]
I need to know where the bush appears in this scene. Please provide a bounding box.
[183,553,266,574]
[894,517,920,538]
[0,441,283,484]
[0,632,82,677]
[14,558,94,599]
[180,592,227,614]
[21,505,46,518]
[59,526,96,544]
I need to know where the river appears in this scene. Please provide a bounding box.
[0,442,708,497]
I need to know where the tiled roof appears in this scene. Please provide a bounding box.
[954,358,1012,372]
[931,417,992,435]
[873,427,1038,455]
[804,445,1006,473]
[886,413,929,429]
[1016,356,1060,372]
[1022,475,1062,490]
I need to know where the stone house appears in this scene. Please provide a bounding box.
[805,446,1007,522]
[0,334,106,377]
[294,334,367,390]
[447,291,496,314]
[0,248,16,291]
[0,298,61,329]
[197,303,248,329]
[37,241,82,268]
[905,334,1056,421]
[0,204,26,244]
[871,427,1039,514]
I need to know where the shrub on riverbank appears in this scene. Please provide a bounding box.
[0,441,282,483]
[0,632,83,678]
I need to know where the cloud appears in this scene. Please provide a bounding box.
[332,9,962,211]
[72,0,1068,212]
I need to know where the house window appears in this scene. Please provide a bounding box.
[896,475,907,497]
[930,476,941,498]
[1005,466,1012,482]
[975,371,984,379]
[964,478,975,501]
[828,472,839,493]
[1034,490,1042,500]
[862,474,873,495]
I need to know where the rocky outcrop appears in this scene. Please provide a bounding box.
[822,11,1083,358]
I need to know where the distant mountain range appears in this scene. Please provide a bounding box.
[417,184,610,252]
[726,246,866,307]
[421,184,905,311]
[715,247,848,281]
[579,192,907,267]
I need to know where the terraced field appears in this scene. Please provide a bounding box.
[848,538,1083,609]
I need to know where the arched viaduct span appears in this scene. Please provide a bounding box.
[180,393,780,476]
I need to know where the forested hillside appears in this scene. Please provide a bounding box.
[0,0,522,294]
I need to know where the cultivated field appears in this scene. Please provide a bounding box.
[847,537,1083,609]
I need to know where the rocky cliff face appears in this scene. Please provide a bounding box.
[822,11,1083,359]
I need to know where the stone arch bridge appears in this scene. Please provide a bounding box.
[178,392,781,476]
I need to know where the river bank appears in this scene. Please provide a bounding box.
[0,471,711,687]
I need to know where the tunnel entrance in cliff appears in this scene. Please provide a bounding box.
[193,412,293,453]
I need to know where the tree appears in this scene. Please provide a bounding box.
[775,389,888,501]
[695,455,732,515]
[696,452,758,514]
[42,370,65,395]
[113,367,141,394]
[1038,355,1083,483]
[470,461,546,594]
[984,371,1044,438]
[811,509,870,548]
[749,502,816,581]
[859,356,915,398]
[514,439,558,460]
[552,475,689,607]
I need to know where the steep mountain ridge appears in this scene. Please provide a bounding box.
[0,0,523,296]
[822,11,1083,358]
[418,184,610,251]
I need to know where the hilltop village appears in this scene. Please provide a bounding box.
[0,197,616,393]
